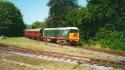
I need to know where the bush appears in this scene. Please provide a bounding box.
[95,25,125,51]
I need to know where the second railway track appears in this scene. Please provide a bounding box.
[0,45,125,70]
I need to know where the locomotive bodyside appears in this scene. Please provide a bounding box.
[43,27,79,45]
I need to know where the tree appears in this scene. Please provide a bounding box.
[87,0,125,31]
[77,0,125,40]
[0,1,25,36]
[32,21,47,29]
[64,0,125,51]
[86,0,125,51]
[65,7,94,40]
[47,0,78,27]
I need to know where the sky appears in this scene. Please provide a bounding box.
[9,0,87,25]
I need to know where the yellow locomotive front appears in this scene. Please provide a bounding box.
[68,29,79,45]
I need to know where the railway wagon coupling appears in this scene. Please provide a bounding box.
[24,27,79,46]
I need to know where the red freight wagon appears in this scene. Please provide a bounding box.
[24,29,43,40]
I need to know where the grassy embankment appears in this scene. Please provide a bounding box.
[0,37,125,62]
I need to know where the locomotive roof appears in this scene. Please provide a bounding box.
[44,27,79,30]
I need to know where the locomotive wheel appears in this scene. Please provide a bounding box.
[57,40,66,45]
[71,41,77,46]
[56,39,60,44]
[67,41,71,46]
[51,39,57,43]
[47,38,51,42]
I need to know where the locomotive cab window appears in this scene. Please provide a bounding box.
[70,29,79,33]
[63,30,68,35]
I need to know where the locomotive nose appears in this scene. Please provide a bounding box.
[73,33,78,37]
[69,33,79,42]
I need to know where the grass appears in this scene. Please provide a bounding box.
[0,59,38,70]
[0,37,125,63]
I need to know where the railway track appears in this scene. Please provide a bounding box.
[43,42,125,57]
[0,44,125,69]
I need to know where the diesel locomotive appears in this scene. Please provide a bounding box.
[24,27,79,45]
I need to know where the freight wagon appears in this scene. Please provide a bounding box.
[24,27,79,45]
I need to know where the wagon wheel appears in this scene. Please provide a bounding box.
[43,38,47,42]
[36,37,40,40]
[43,38,48,45]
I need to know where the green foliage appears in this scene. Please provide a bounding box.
[0,1,25,36]
[63,0,125,51]
[85,0,125,51]
[95,24,125,51]
[65,7,98,40]
[32,21,47,28]
[47,0,78,27]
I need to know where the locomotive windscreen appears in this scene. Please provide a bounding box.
[70,29,79,33]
